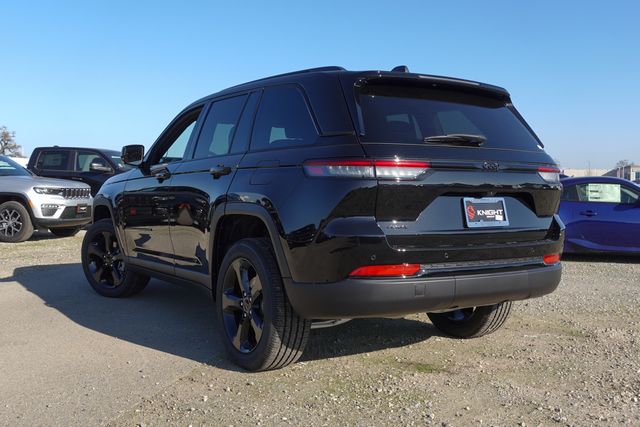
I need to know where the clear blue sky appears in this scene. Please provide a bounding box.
[2,0,639,169]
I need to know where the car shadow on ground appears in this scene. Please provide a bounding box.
[27,230,62,241]
[1,263,437,370]
[561,253,640,264]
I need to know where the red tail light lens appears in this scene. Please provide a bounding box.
[349,263,421,277]
[538,166,561,184]
[304,159,429,180]
[543,253,561,265]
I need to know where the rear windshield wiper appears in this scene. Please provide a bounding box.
[423,134,486,146]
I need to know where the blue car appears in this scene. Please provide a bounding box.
[559,176,640,253]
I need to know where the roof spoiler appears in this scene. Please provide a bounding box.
[354,74,511,100]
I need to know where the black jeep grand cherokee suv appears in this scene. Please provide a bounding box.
[81,66,563,371]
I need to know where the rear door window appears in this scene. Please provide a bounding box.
[193,95,247,159]
[356,84,542,150]
[36,150,71,171]
[574,183,640,204]
[250,86,318,151]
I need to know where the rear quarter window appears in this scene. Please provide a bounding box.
[250,86,318,151]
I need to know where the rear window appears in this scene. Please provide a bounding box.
[356,84,542,150]
[36,151,71,171]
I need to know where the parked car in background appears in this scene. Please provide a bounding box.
[0,156,92,242]
[80,66,564,371]
[6,156,28,167]
[559,176,640,254]
[27,146,131,196]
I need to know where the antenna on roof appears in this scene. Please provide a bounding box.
[391,65,409,73]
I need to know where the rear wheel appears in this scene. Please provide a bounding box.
[216,238,310,371]
[81,219,149,297]
[50,226,82,237]
[0,201,34,243]
[427,302,512,338]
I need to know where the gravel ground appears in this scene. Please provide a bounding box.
[1,232,639,426]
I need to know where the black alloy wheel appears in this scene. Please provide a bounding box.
[81,219,149,297]
[86,229,126,288]
[220,258,265,353]
[216,238,310,371]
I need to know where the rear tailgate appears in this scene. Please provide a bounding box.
[341,73,562,251]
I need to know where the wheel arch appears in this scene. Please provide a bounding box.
[211,203,292,295]
[0,192,37,225]
[92,195,114,222]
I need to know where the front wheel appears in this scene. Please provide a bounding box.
[0,201,34,243]
[216,238,310,371]
[81,219,149,297]
[427,302,512,338]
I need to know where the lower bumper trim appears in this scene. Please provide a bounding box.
[284,264,562,319]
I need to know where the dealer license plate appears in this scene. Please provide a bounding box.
[463,197,509,228]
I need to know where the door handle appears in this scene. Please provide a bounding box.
[209,165,232,179]
[579,210,598,217]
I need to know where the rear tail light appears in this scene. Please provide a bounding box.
[543,253,561,265]
[349,263,421,277]
[304,159,429,180]
[538,166,561,184]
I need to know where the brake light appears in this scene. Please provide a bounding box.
[543,253,561,265]
[538,166,560,184]
[349,263,421,277]
[303,159,429,180]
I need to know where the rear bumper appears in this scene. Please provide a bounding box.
[284,263,561,319]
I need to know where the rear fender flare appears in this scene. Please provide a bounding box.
[210,202,292,282]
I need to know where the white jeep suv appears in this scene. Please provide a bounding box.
[0,155,92,242]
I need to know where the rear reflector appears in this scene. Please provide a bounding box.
[543,253,561,265]
[538,166,561,184]
[304,159,429,180]
[349,263,421,277]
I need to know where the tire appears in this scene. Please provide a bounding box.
[427,302,512,338]
[216,238,311,371]
[50,226,82,237]
[0,201,34,243]
[81,219,149,297]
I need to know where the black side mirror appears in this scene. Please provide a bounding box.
[122,145,145,167]
[90,162,113,173]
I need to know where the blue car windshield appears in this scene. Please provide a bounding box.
[0,156,31,177]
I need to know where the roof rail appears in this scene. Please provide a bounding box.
[263,66,345,79]
[241,66,346,86]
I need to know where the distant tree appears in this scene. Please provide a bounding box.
[0,126,22,156]
[616,159,632,169]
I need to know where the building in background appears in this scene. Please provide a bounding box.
[603,164,640,182]
[562,168,608,178]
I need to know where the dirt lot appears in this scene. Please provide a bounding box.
[1,232,639,426]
